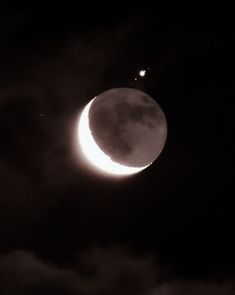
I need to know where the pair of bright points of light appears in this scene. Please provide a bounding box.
[139,70,146,77]
[134,70,146,81]
[78,98,149,176]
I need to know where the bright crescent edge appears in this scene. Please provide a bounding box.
[77,98,149,176]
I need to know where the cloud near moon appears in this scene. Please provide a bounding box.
[1,248,234,295]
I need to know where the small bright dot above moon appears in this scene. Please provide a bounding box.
[139,70,146,77]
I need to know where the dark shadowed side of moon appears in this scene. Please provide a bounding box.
[88,88,167,168]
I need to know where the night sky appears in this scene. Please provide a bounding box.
[0,4,234,294]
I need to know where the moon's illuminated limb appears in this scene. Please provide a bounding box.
[78,98,149,176]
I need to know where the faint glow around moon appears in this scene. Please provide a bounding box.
[78,98,149,176]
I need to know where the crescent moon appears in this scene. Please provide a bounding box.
[78,98,149,176]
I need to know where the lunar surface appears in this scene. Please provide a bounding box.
[78,88,167,176]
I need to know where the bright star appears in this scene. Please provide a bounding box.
[139,70,146,77]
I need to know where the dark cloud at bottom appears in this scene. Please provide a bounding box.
[0,248,233,295]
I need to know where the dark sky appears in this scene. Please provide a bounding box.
[0,3,234,294]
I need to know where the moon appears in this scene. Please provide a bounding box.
[78,88,167,176]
